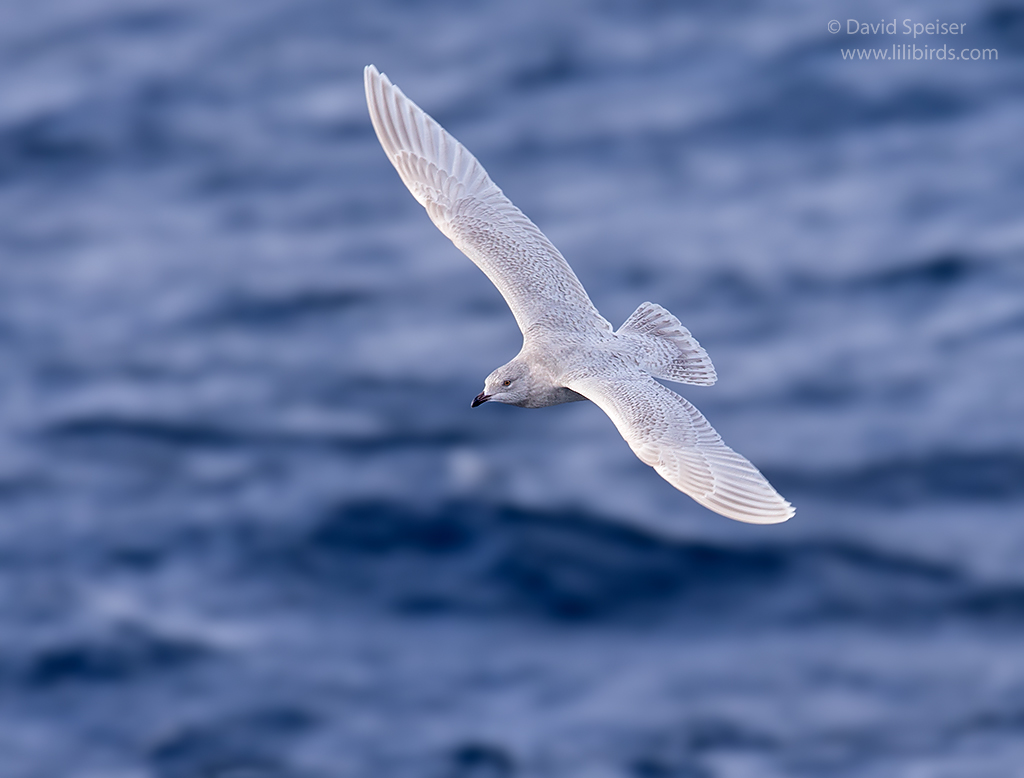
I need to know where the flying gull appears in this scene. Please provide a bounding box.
[364,65,794,524]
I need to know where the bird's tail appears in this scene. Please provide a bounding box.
[617,302,717,386]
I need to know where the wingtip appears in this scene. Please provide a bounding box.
[720,509,793,525]
[364,64,394,100]
[364,64,384,94]
[766,504,796,524]
[695,471,796,525]
[734,500,795,525]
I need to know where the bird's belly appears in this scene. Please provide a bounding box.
[523,385,588,408]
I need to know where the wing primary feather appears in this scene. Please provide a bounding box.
[566,371,794,524]
[364,64,609,334]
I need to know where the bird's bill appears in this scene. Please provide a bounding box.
[471,392,491,407]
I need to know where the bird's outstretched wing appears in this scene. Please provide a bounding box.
[365,65,609,335]
[565,370,794,524]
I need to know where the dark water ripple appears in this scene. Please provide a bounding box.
[772,450,1024,503]
[149,707,317,778]
[52,497,1017,632]
[23,624,210,688]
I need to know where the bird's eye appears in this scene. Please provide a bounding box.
[502,379,512,387]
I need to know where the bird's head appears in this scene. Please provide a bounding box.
[472,359,532,408]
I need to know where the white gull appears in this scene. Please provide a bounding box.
[364,65,794,524]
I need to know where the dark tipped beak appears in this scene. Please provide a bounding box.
[471,392,491,408]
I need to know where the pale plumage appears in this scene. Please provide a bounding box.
[365,64,794,524]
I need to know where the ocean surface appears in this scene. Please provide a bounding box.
[2,0,1023,776]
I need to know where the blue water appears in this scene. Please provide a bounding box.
[2,0,1024,775]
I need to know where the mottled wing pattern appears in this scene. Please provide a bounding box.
[566,370,795,524]
[365,65,609,335]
